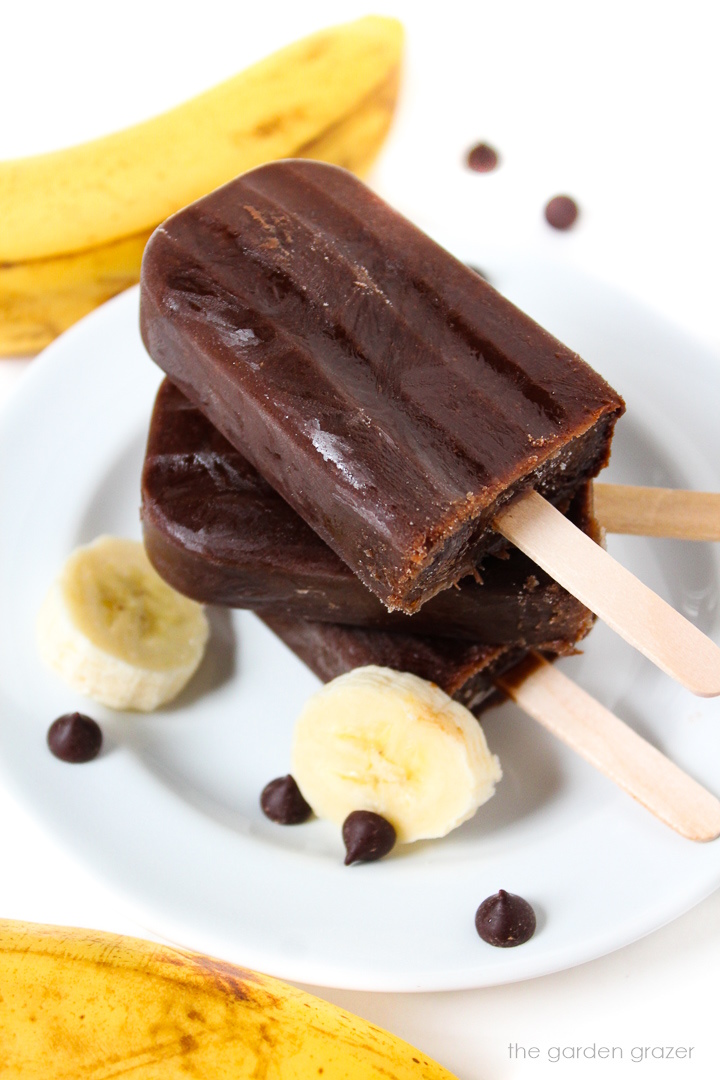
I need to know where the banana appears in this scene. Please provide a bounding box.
[0,16,403,264]
[0,918,457,1079]
[0,63,399,356]
[36,536,209,711]
[0,229,151,356]
[292,667,502,844]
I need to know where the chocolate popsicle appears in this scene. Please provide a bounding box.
[260,613,558,715]
[140,160,625,614]
[141,379,598,647]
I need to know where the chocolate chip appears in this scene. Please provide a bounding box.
[466,142,499,173]
[544,195,579,230]
[47,712,102,763]
[475,889,536,946]
[260,775,312,824]
[342,810,396,865]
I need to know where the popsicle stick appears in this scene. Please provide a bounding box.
[493,489,720,698]
[595,483,720,541]
[496,653,720,842]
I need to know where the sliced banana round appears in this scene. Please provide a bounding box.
[36,536,209,712]
[291,666,502,844]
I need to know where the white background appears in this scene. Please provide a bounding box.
[2,1,720,1076]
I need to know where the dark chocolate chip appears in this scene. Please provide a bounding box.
[466,142,499,173]
[47,712,103,763]
[475,889,536,947]
[260,775,312,824]
[342,810,396,865]
[544,195,579,230]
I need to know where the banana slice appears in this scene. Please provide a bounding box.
[291,666,502,843]
[36,536,209,712]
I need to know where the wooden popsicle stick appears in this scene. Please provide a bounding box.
[496,653,720,842]
[493,489,720,698]
[595,483,720,541]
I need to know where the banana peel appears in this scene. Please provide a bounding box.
[0,16,403,262]
[0,17,403,356]
[0,918,456,1079]
[0,229,152,356]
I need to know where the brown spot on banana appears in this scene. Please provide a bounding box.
[0,918,458,1078]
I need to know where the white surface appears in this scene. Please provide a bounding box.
[2,0,720,1073]
[2,276,719,993]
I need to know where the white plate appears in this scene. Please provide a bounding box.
[1,264,719,992]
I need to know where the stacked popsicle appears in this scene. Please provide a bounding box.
[140,379,601,711]
[139,159,720,840]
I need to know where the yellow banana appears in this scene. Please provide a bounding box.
[0,60,400,356]
[0,229,152,356]
[0,18,402,356]
[0,16,403,263]
[0,919,455,1079]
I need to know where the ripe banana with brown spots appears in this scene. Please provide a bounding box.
[0,919,455,1079]
[0,16,403,355]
